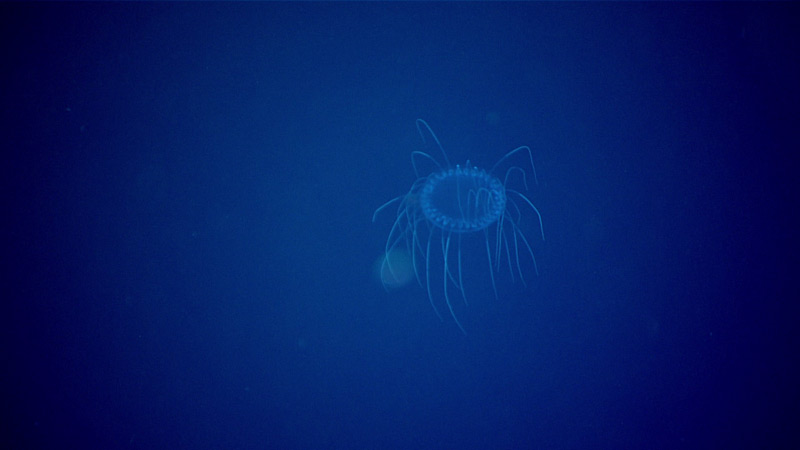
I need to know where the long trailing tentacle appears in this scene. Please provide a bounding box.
[507,188,545,241]
[491,145,538,186]
[508,213,526,285]
[425,226,443,321]
[484,228,499,300]
[443,233,466,334]
[457,233,467,306]
[503,166,529,192]
[380,203,411,287]
[416,119,451,168]
[372,196,401,223]
[508,216,539,276]
[411,151,441,179]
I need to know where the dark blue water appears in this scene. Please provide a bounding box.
[3,3,797,449]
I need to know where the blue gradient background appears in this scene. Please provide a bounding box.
[3,3,797,449]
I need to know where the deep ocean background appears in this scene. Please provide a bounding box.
[2,3,798,449]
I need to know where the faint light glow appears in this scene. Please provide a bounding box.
[373,249,414,288]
